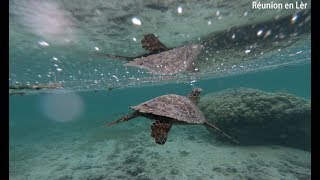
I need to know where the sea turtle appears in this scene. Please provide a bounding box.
[106,88,239,145]
[95,33,203,75]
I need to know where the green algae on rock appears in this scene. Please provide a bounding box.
[198,88,310,151]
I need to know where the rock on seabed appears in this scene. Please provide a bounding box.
[198,88,310,151]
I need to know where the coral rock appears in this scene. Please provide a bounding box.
[198,88,310,151]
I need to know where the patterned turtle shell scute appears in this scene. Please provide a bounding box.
[130,94,206,124]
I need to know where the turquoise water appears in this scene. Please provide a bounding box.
[10,1,311,179]
[10,63,310,179]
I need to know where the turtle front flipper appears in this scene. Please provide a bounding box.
[204,121,240,144]
[151,120,172,145]
[141,33,169,53]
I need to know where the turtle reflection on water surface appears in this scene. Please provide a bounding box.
[106,88,239,145]
[96,33,202,75]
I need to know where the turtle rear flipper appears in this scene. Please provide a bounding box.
[106,111,140,127]
[151,120,172,145]
[92,52,134,61]
[141,34,169,53]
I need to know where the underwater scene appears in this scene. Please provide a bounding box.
[9,0,311,180]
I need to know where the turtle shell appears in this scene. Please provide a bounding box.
[125,44,202,75]
[130,94,206,124]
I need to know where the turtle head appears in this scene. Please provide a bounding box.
[141,33,168,52]
[187,88,203,105]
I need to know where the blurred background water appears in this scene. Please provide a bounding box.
[9,0,311,179]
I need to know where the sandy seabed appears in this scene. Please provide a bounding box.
[9,119,310,180]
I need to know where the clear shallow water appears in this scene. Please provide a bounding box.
[10,0,311,179]
[9,63,310,179]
